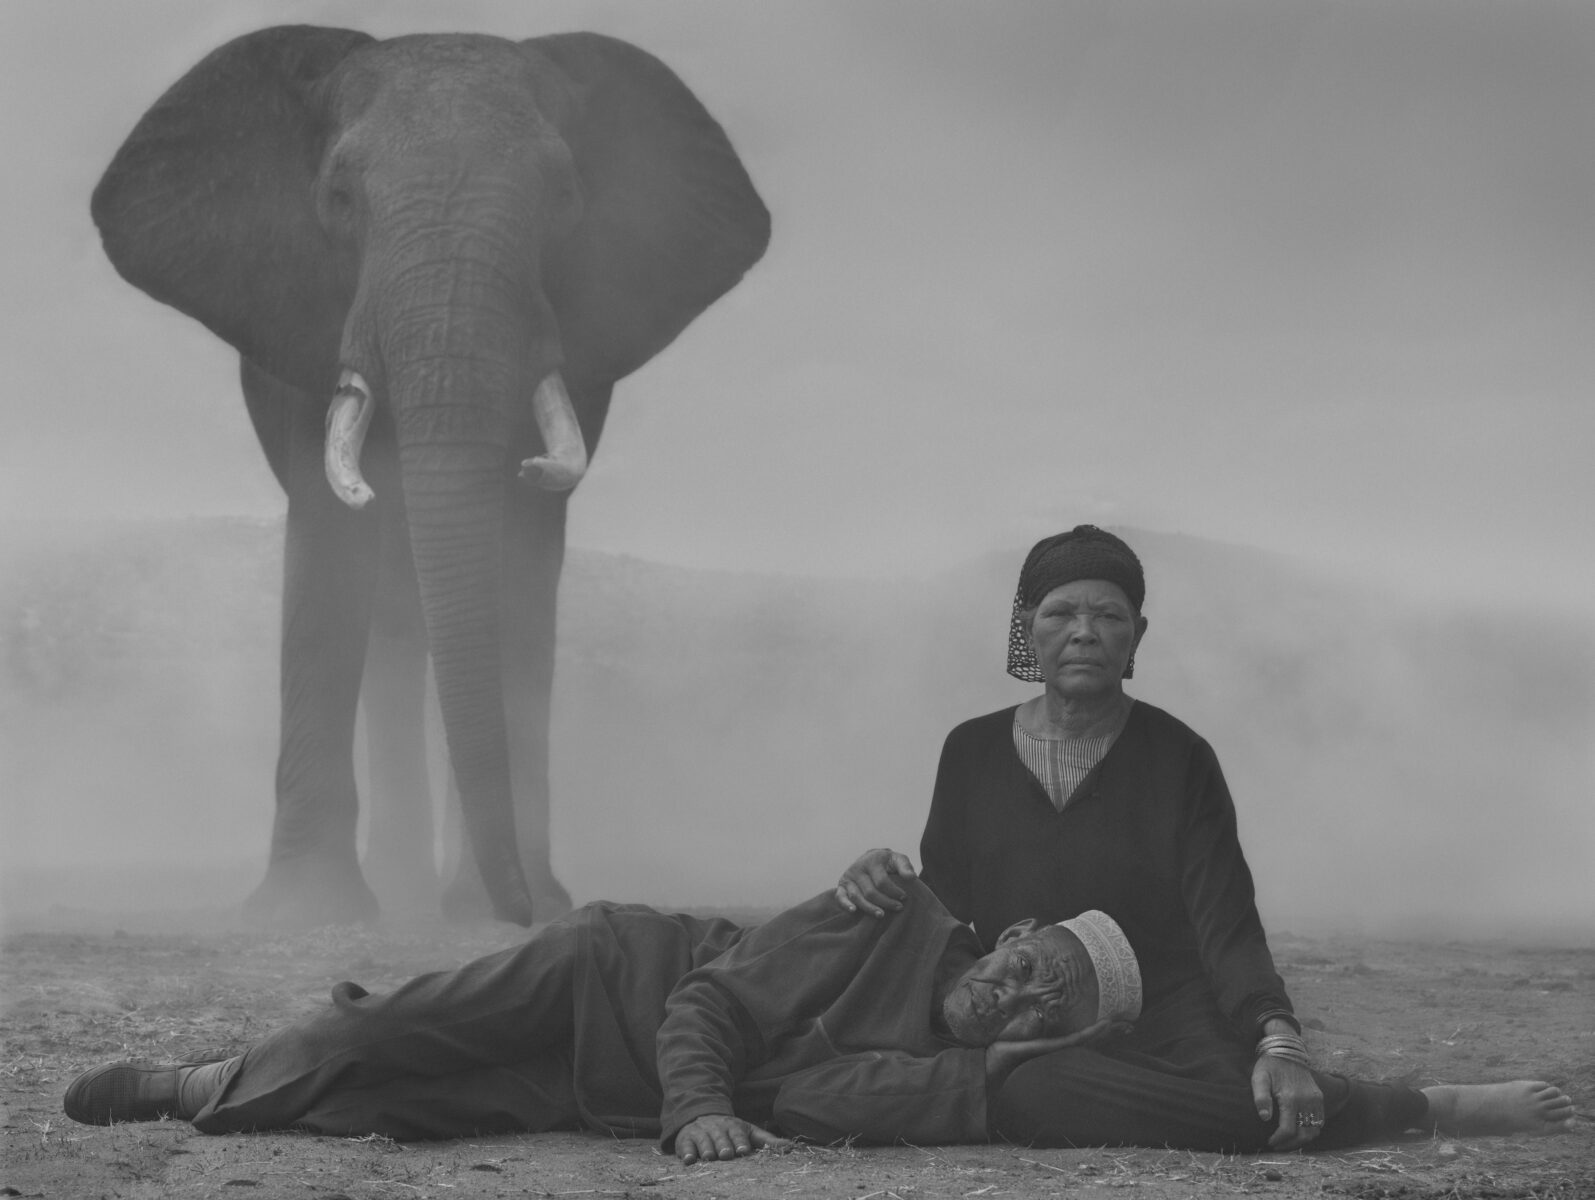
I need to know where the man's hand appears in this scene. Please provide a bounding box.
[1252,1054,1325,1149]
[675,1114,794,1164]
[834,848,917,918]
[983,1018,1127,1088]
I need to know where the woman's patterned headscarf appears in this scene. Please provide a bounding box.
[1006,525,1145,682]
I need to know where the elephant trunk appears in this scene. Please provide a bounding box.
[390,367,536,927]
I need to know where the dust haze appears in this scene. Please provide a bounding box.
[3,517,1590,942]
[3,2,1594,946]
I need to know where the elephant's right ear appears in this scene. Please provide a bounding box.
[92,25,373,393]
[525,33,770,386]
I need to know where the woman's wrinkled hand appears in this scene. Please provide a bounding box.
[1252,1055,1325,1149]
[675,1114,794,1164]
[983,1018,1129,1088]
[834,848,917,917]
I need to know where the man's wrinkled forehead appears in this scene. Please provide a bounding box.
[993,926,1079,983]
[1030,923,1085,966]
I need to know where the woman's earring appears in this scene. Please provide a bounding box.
[1124,651,1136,679]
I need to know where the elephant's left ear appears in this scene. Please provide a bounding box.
[92,26,375,393]
[525,33,771,384]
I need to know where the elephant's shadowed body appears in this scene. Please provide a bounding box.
[93,27,770,926]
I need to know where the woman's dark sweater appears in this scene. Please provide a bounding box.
[920,701,1294,1043]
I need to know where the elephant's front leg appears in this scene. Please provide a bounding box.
[243,390,382,927]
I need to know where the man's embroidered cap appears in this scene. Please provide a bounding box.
[1057,909,1142,1024]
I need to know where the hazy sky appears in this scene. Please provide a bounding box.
[3,0,1593,609]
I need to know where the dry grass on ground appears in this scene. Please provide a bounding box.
[3,909,1591,1200]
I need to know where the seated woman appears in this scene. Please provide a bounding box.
[838,525,1575,1151]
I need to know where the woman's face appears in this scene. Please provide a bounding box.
[1027,579,1147,700]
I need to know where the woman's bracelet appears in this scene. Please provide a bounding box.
[1256,1033,1311,1067]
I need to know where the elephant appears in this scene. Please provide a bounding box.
[92,26,770,927]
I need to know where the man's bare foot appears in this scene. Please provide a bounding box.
[1420,1081,1576,1137]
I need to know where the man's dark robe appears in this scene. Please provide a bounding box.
[189,882,991,1148]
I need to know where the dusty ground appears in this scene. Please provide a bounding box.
[2,908,1591,1200]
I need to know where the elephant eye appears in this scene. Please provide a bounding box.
[318,180,359,233]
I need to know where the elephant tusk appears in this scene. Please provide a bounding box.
[325,369,376,509]
[519,370,588,492]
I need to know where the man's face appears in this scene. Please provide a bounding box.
[941,921,1097,1046]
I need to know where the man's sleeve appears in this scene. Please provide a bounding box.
[771,1049,989,1145]
[655,972,764,1150]
[654,894,883,1151]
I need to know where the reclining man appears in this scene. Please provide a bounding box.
[65,879,1573,1160]
[65,877,1137,1160]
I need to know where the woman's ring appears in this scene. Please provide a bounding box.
[1300,1112,1323,1127]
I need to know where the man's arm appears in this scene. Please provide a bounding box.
[655,971,765,1154]
[655,893,884,1157]
[771,1049,988,1145]
[655,967,803,1162]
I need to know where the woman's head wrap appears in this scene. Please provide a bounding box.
[1006,525,1146,682]
[1057,909,1142,1025]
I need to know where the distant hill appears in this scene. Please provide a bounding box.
[2,517,1590,937]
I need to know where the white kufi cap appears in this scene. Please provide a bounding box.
[1057,909,1142,1024]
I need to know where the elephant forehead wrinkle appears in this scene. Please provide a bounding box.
[380,32,521,67]
[374,174,545,230]
[340,38,553,138]
[356,146,561,241]
[348,32,526,84]
[364,215,539,298]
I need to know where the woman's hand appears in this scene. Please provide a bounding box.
[675,1114,794,1164]
[984,1018,1128,1088]
[834,848,917,918]
[1252,1054,1325,1149]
